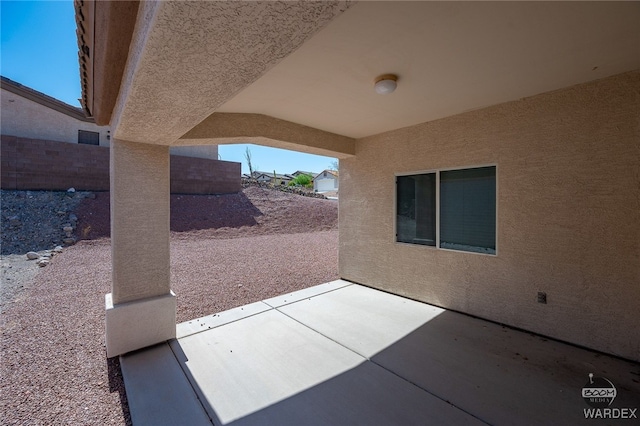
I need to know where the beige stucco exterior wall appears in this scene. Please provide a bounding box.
[107,138,175,357]
[110,139,171,303]
[340,71,640,361]
[1,87,220,160]
[1,88,110,146]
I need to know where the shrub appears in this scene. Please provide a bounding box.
[289,174,313,188]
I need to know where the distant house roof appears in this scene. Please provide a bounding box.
[1,76,93,123]
[251,171,292,180]
[314,170,339,180]
[291,171,316,177]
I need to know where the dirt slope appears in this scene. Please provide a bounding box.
[74,186,338,241]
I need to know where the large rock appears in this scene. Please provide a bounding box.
[26,251,39,260]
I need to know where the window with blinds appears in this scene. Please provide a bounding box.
[396,165,496,255]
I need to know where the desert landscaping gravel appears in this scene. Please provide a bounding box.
[0,186,338,425]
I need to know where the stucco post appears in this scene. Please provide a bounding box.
[105,139,175,357]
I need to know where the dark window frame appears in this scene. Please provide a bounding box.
[78,130,100,145]
[395,165,497,255]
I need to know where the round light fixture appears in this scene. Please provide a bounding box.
[374,74,398,95]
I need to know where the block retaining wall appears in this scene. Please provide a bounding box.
[1,135,240,194]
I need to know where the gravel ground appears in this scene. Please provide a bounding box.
[0,187,338,425]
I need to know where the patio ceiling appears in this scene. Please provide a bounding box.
[213,1,640,139]
[91,2,639,150]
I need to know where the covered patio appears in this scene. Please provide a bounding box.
[73,2,640,423]
[121,281,640,425]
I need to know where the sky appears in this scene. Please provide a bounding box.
[0,0,337,175]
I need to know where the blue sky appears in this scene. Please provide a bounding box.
[0,0,337,175]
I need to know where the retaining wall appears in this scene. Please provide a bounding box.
[1,135,240,194]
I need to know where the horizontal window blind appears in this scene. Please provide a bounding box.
[440,166,496,253]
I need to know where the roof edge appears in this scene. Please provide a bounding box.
[1,76,94,123]
[75,0,140,126]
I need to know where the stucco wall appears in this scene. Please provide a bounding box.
[1,87,219,160]
[1,88,110,146]
[340,71,640,361]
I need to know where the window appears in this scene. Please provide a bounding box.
[78,130,99,145]
[397,173,436,246]
[396,165,496,254]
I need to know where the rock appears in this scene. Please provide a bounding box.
[2,190,88,255]
[67,188,76,193]
[63,237,76,245]
[26,251,39,260]
[69,214,78,222]
[54,246,63,253]
[63,226,74,233]
[9,216,21,227]
[36,258,50,267]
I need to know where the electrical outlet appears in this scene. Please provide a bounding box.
[537,292,547,304]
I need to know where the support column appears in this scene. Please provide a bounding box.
[106,139,175,357]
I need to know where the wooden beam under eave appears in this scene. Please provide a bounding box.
[179,113,355,158]
[91,1,139,125]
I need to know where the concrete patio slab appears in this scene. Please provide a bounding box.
[176,300,272,339]
[120,343,211,425]
[121,282,640,425]
[171,308,480,425]
[278,283,445,358]
[280,284,640,425]
[262,279,352,308]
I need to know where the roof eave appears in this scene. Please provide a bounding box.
[75,0,139,126]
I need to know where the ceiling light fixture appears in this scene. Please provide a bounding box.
[374,74,398,95]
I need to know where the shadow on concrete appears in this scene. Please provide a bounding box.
[121,291,640,425]
[170,341,481,426]
[107,355,132,426]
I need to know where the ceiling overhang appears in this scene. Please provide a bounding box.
[108,0,352,146]
[179,113,355,158]
[81,1,640,153]
[215,1,640,139]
